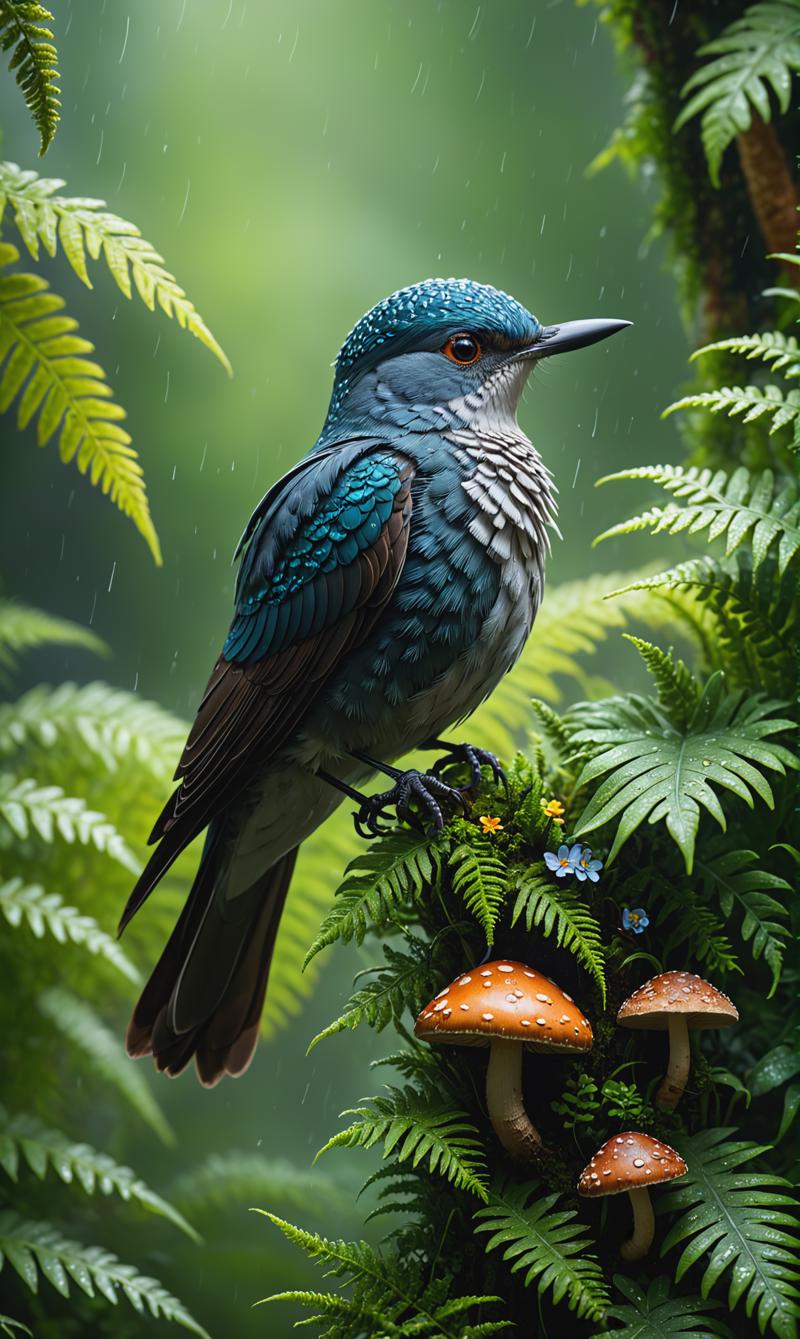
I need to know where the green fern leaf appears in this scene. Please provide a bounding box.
[0,241,161,562]
[317,1085,489,1201]
[0,597,104,681]
[308,937,439,1050]
[660,1127,800,1339]
[675,1,800,185]
[0,4,60,154]
[449,839,509,944]
[0,161,230,372]
[570,670,797,872]
[511,871,606,1004]
[692,330,800,376]
[665,385,800,434]
[597,1274,731,1338]
[0,1213,208,1336]
[170,1152,348,1219]
[474,1179,610,1322]
[0,1105,196,1239]
[596,465,800,574]
[37,988,172,1145]
[624,635,699,728]
[696,845,791,994]
[0,877,140,983]
[0,773,139,873]
[304,830,447,966]
[257,1212,510,1338]
[657,886,742,981]
[0,1315,31,1337]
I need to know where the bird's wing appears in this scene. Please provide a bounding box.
[118,440,414,932]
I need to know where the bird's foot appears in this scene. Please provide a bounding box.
[427,739,508,793]
[352,768,468,838]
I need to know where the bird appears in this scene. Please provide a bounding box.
[119,277,629,1086]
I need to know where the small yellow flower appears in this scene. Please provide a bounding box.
[540,797,566,826]
[479,814,504,834]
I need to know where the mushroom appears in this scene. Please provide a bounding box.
[414,959,592,1159]
[578,1132,687,1261]
[617,970,738,1110]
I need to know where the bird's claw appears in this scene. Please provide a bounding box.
[352,769,468,838]
[429,741,508,794]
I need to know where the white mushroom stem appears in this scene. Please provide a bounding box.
[485,1037,541,1158]
[657,1015,691,1109]
[621,1186,655,1261]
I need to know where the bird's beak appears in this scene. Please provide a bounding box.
[515,318,632,360]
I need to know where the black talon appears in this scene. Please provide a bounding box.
[351,768,467,837]
[426,739,508,794]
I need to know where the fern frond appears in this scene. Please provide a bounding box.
[0,681,185,777]
[37,989,172,1145]
[675,1,800,184]
[660,1127,800,1339]
[258,1212,510,1338]
[303,830,447,966]
[170,1152,347,1219]
[0,1105,196,1239]
[657,887,742,981]
[0,877,140,983]
[0,597,104,680]
[0,241,161,562]
[0,1213,208,1336]
[597,1274,730,1338]
[597,466,800,576]
[448,840,509,944]
[665,385,800,435]
[0,1315,31,1337]
[0,4,60,154]
[0,161,230,372]
[697,844,791,993]
[692,330,800,375]
[511,871,606,1004]
[570,670,797,872]
[0,774,139,873]
[318,1085,489,1201]
[624,635,699,727]
[308,938,439,1050]
[474,1180,610,1322]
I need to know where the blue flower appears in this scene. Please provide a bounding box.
[621,906,649,935]
[544,843,582,878]
[574,846,603,883]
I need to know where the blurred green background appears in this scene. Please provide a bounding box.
[0,1,690,1333]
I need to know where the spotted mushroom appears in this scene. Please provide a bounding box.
[617,970,738,1110]
[578,1132,687,1260]
[414,959,592,1159]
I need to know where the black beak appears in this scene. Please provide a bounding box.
[517,317,632,359]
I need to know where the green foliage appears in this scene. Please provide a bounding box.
[666,384,800,436]
[0,3,60,154]
[0,1105,196,1240]
[597,465,800,575]
[448,839,509,944]
[0,774,139,871]
[474,1181,610,1322]
[675,2,800,185]
[259,1212,510,1338]
[660,1128,800,1338]
[600,1078,655,1128]
[570,660,796,872]
[696,845,791,993]
[598,1275,731,1338]
[0,241,161,563]
[511,870,606,1003]
[318,1085,489,1201]
[0,1213,209,1337]
[550,1072,600,1130]
[0,877,140,983]
[0,598,104,681]
[693,331,800,375]
[309,937,440,1049]
[0,161,231,372]
[170,1152,348,1220]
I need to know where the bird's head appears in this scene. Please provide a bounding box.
[323,277,630,433]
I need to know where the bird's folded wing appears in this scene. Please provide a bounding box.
[118,441,413,932]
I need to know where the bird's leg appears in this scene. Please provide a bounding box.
[343,749,468,837]
[315,769,394,840]
[422,737,508,793]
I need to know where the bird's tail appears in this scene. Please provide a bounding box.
[125,834,297,1086]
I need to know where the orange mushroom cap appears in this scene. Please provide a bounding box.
[578,1132,687,1197]
[617,971,738,1032]
[414,960,593,1052]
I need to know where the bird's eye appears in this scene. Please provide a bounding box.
[442,333,481,365]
